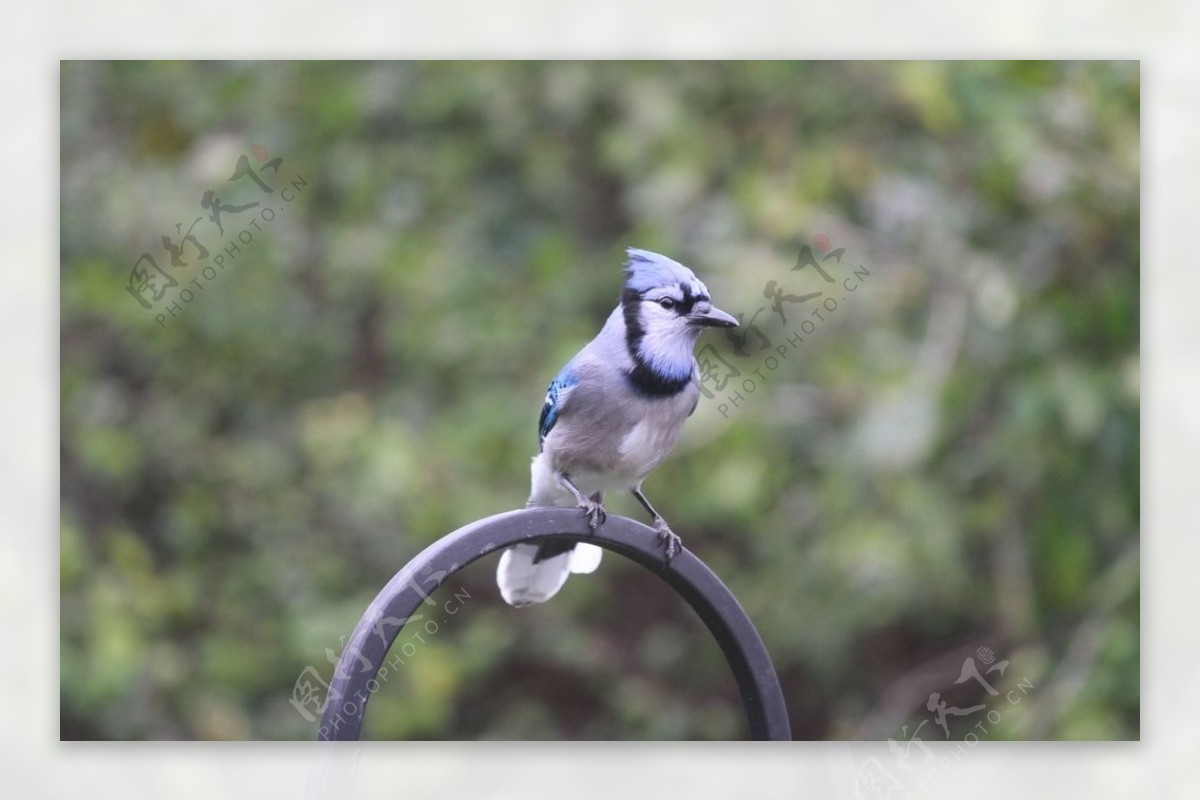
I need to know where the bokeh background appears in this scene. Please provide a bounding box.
[60,61,1138,741]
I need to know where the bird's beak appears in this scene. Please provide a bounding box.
[690,305,739,328]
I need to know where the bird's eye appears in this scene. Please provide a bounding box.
[658,298,676,310]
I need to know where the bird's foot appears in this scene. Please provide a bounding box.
[653,517,682,562]
[579,494,607,532]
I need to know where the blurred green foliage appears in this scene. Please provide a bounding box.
[60,61,1138,740]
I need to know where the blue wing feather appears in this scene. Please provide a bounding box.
[538,364,579,448]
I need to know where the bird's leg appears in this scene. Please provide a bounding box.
[557,473,606,532]
[588,491,606,533]
[631,486,682,562]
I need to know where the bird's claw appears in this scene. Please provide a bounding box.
[654,518,682,562]
[580,498,607,532]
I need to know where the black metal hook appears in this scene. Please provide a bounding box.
[317,507,791,740]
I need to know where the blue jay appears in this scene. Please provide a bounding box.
[497,248,738,606]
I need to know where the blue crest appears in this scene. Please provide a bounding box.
[623,248,703,295]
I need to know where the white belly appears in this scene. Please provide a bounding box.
[528,419,683,507]
[528,374,697,505]
[528,450,628,505]
[614,419,677,483]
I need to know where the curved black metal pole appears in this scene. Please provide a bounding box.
[317,507,791,740]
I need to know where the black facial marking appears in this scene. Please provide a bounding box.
[621,286,645,353]
[680,282,694,313]
[625,360,692,397]
[620,284,694,397]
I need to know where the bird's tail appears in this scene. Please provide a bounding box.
[496,539,601,607]
[496,457,604,607]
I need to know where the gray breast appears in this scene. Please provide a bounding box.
[544,358,698,485]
